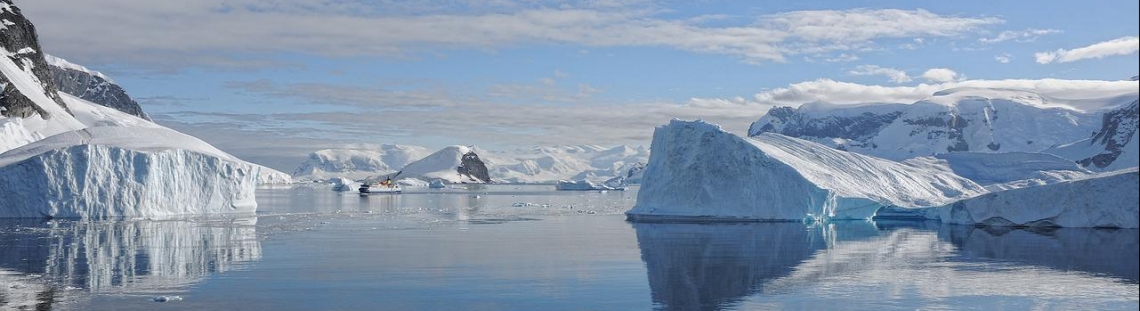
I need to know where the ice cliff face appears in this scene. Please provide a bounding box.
[45,54,150,120]
[749,89,1110,160]
[629,120,985,222]
[0,0,68,119]
[0,117,261,218]
[1048,100,1139,171]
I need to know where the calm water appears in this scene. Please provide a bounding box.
[0,184,1136,311]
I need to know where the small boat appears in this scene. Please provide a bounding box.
[359,180,401,195]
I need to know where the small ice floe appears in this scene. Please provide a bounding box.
[154,296,184,303]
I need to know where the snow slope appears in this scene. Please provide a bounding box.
[628,120,986,222]
[1046,100,1139,171]
[290,145,431,180]
[904,152,1092,191]
[750,88,1131,161]
[934,168,1139,228]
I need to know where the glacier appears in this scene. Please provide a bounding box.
[628,120,986,222]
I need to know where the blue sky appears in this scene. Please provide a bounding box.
[17,0,1140,170]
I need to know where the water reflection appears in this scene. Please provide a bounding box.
[631,221,830,311]
[634,220,1139,311]
[0,218,260,310]
[941,225,1138,282]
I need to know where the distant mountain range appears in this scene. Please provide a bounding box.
[749,87,1139,170]
[292,144,649,184]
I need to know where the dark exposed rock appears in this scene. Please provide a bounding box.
[0,0,69,118]
[1078,100,1138,169]
[47,56,151,120]
[457,151,491,183]
[750,106,902,142]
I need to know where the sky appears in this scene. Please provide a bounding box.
[16,0,1140,171]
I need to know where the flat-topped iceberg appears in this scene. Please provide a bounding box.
[0,124,261,218]
[628,120,986,222]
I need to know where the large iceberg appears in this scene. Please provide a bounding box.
[0,120,261,218]
[628,120,986,222]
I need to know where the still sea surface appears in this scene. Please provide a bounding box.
[0,184,1136,310]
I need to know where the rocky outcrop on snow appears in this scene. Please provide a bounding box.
[45,54,150,120]
[1047,100,1138,171]
[457,150,491,183]
[0,0,69,119]
[628,120,986,222]
[749,102,906,151]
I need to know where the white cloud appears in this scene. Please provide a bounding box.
[1036,36,1140,64]
[921,68,959,83]
[979,28,1061,44]
[848,65,911,83]
[824,53,860,62]
[16,2,1002,69]
[743,78,1138,107]
[994,53,1011,63]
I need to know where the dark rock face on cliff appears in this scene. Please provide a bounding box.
[0,0,69,118]
[457,151,491,183]
[748,103,905,151]
[46,54,150,120]
[1077,100,1138,169]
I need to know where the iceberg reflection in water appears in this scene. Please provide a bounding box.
[634,220,1138,311]
[0,218,260,309]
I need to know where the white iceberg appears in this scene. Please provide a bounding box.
[935,168,1138,228]
[329,177,357,192]
[428,178,447,189]
[628,120,986,222]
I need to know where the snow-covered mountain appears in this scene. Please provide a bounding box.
[1046,100,1139,171]
[388,145,491,183]
[0,1,278,218]
[45,53,151,120]
[488,145,649,183]
[750,88,1135,161]
[291,145,431,180]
